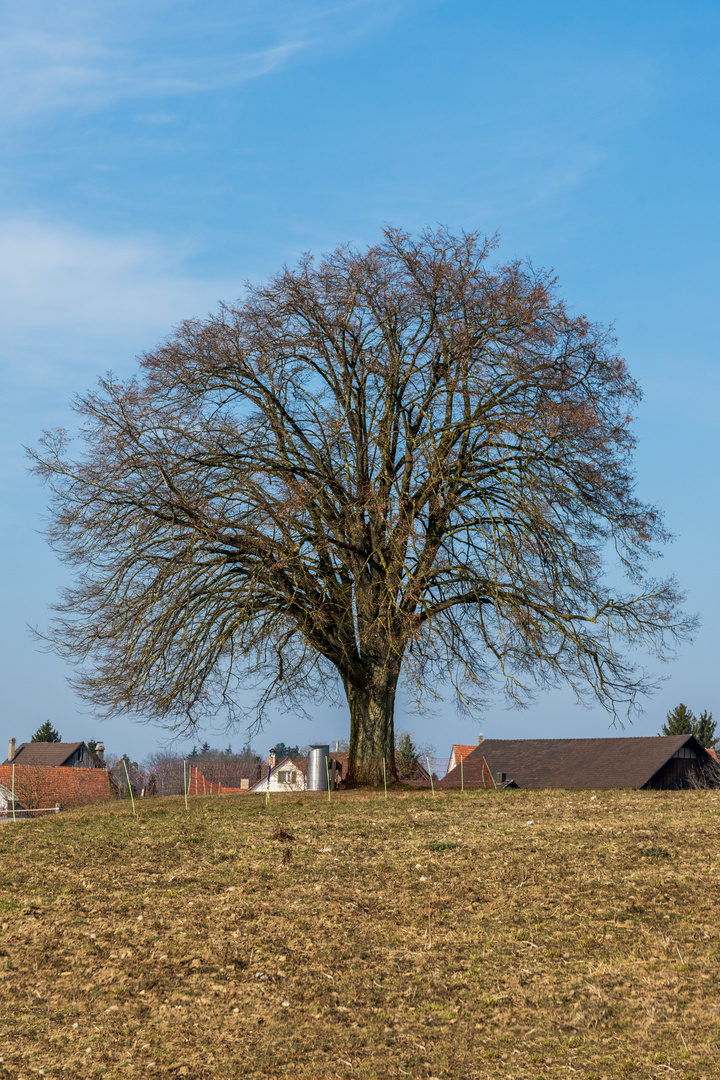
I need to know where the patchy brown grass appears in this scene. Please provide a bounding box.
[0,787,719,1079]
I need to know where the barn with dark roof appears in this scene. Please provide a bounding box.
[438,735,718,791]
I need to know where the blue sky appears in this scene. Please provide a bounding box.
[2,0,718,763]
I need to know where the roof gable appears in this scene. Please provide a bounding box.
[447,744,476,772]
[271,755,306,773]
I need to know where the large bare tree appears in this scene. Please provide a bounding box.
[31,228,693,783]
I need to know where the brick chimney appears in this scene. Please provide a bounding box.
[95,743,105,765]
[478,733,484,745]
[269,747,276,769]
[8,738,15,762]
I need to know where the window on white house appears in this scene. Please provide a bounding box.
[278,770,297,784]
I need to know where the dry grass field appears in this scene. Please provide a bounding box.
[0,786,719,1079]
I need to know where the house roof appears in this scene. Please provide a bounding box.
[2,742,93,767]
[271,754,307,772]
[447,744,476,771]
[438,735,709,791]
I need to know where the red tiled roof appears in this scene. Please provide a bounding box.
[446,745,476,774]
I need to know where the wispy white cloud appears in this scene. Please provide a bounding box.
[0,218,241,385]
[0,0,406,122]
[0,33,305,121]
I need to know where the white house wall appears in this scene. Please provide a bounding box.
[248,758,306,794]
[0,783,18,815]
[257,774,305,794]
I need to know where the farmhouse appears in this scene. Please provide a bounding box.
[248,753,308,794]
[247,748,350,793]
[0,739,110,812]
[438,735,719,791]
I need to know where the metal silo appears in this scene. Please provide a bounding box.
[307,745,330,791]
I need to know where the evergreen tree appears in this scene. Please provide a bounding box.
[395,731,423,782]
[661,703,716,748]
[693,710,717,750]
[662,703,695,735]
[396,731,417,764]
[396,730,436,763]
[31,720,61,742]
[87,739,97,754]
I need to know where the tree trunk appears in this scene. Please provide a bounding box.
[345,679,397,786]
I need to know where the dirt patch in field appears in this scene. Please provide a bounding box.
[0,787,719,1078]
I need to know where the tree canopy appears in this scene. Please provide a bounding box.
[31,720,61,743]
[661,704,716,749]
[271,742,301,761]
[30,226,694,782]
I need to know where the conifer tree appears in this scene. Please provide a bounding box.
[396,731,417,765]
[31,720,61,742]
[693,709,717,750]
[661,703,716,748]
[662,703,695,735]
